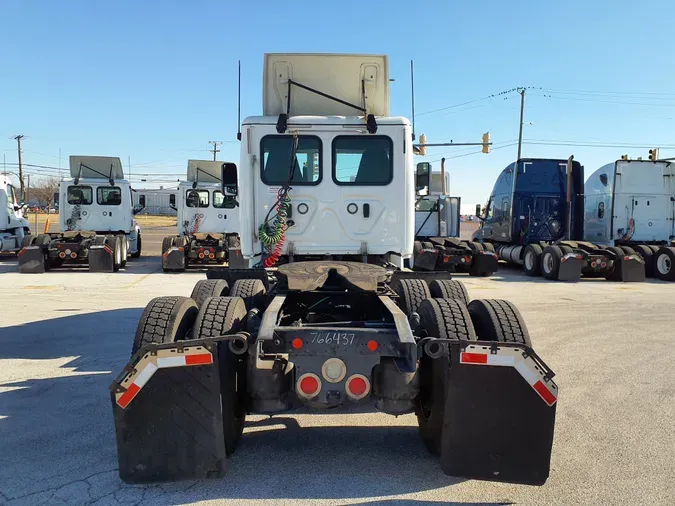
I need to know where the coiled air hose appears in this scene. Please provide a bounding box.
[258,133,298,268]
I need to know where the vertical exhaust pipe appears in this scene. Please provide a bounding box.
[565,155,574,240]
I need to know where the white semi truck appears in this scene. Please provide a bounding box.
[585,158,675,281]
[161,160,240,272]
[19,156,143,273]
[111,54,559,486]
[0,175,31,254]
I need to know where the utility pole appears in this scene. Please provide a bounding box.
[516,89,525,161]
[14,135,25,199]
[208,141,223,161]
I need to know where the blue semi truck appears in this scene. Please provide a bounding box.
[471,158,645,282]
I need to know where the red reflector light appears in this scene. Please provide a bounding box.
[292,338,303,349]
[198,252,205,259]
[367,340,378,351]
[465,256,472,263]
[297,373,321,398]
[591,262,597,268]
[209,253,215,259]
[460,352,488,364]
[70,252,77,259]
[59,252,66,259]
[442,256,450,263]
[624,256,631,261]
[601,262,607,268]
[346,375,369,398]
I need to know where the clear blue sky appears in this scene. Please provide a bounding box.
[2,0,674,212]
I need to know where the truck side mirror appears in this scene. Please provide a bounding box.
[415,162,431,191]
[475,203,482,219]
[221,163,238,196]
[132,204,144,215]
[169,194,176,211]
[139,195,146,208]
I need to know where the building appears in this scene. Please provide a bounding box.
[133,187,179,216]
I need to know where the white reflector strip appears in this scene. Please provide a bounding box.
[134,362,158,388]
[156,356,187,368]
[514,359,539,385]
[460,345,557,407]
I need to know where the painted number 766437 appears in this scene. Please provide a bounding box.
[310,332,356,345]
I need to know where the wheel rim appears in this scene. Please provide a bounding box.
[116,241,122,264]
[524,251,534,270]
[657,254,671,275]
[543,252,553,274]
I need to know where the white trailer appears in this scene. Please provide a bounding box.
[18,156,143,273]
[585,159,675,280]
[161,160,240,272]
[0,175,31,254]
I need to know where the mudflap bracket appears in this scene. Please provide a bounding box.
[111,339,226,483]
[440,340,557,485]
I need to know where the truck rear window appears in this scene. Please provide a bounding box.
[97,186,122,205]
[213,190,236,209]
[261,135,321,185]
[332,136,393,185]
[186,189,209,208]
[67,186,93,205]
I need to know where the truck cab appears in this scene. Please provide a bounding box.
[234,53,414,268]
[585,159,675,245]
[0,176,30,252]
[474,158,584,245]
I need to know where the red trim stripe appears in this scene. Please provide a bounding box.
[461,352,488,364]
[533,380,557,406]
[117,383,141,408]
[185,353,213,366]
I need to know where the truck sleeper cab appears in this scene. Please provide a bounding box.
[585,159,675,281]
[472,158,645,282]
[19,156,143,273]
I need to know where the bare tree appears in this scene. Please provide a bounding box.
[30,176,60,211]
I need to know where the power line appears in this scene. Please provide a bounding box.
[532,93,675,108]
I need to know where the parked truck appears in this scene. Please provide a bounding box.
[111,54,558,486]
[18,156,143,273]
[0,175,31,254]
[413,159,498,276]
[161,160,240,272]
[472,157,645,281]
[584,158,675,281]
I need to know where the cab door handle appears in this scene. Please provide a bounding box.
[363,203,370,218]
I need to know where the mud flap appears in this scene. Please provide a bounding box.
[470,252,499,276]
[162,247,186,271]
[440,341,557,485]
[609,255,645,282]
[414,249,439,271]
[111,341,225,484]
[89,245,114,272]
[557,253,583,282]
[18,246,47,273]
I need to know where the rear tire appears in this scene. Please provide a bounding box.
[467,299,532,346]
[634,245,654,277]
[541,245,563,280]
[428,279,469,305]
[35,234,51,247]
[523,244,543,277]
[654,247,675,281]
[190,279,230,308]
[605,246,627,281]
[395,278,431,316]
[107,235,122,272]
[193,296,248,456]
[129,233,142,258]
[467,242,485,252]
[120,236,128,268]
[416,298,476,455]
[21,235,35,248]
[161,236,173,255]
[230,278,266,311]
[131,296,199,355]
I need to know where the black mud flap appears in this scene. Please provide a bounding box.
[414,249,439,271]
[440,341,557,485]
[557,253,583,282]
[470,252,499,276]
[89,245,114,272]
[609,255,646,282]
[111,340,225,484]
[18,246,46,273]
[162,247,186,272]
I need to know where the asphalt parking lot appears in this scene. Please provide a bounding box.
[1,248,674,505]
